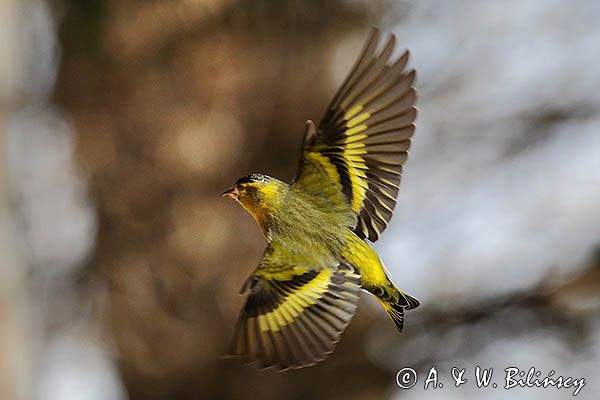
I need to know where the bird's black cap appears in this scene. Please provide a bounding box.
[235,174,272,185]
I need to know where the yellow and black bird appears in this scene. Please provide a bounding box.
[221,27,419,370]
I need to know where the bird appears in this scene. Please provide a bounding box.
[221,27,419,370]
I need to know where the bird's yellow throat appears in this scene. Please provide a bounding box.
[237,179,286,236]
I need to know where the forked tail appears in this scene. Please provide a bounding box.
[377,289,420,333]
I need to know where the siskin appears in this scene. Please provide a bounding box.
[222,27,419,370]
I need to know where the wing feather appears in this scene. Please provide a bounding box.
[294,27,417,241]
[229,263,361,370]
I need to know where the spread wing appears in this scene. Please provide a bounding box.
[294,27,417,242]
[229,258,361,370]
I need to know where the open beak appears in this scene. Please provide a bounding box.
[220,187,239,200]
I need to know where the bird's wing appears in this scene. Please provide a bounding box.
[229,257,361,370]
[294,27,417,242]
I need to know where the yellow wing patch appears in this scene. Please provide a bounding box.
[346,111,371,127]
[304,151,342,189]
[257,269,332,332]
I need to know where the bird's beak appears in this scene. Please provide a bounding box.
[220,187,239,200]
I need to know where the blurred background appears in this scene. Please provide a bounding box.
[2,0,600,399]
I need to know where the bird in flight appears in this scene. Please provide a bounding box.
[221,27,419,370]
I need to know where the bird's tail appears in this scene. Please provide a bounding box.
[376,289,420,333]
[398,290,421,310]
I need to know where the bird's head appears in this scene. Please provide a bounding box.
[221,174,288,234]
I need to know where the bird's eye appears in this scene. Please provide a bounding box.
[241,184,259,198]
